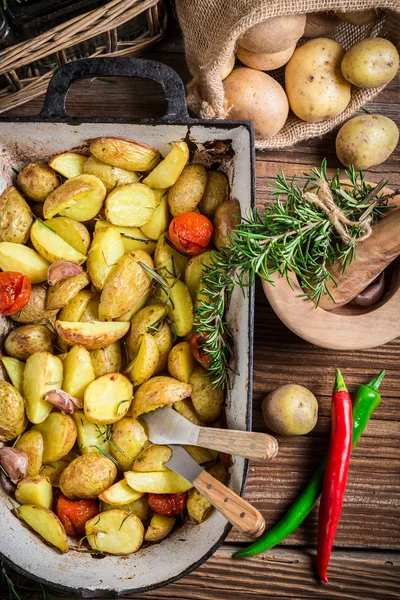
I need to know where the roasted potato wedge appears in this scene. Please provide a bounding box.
[0,357,25,393]
[198,171,229,219]
[141,191,169,241]
[84,372,133,425]
[99,250,153,320]
[43,174,106,221]
[156,280,193,337]
[85,509,144,555]
[185,251,213,302]
[90,341,123,378]
[142,141,189,189]
[125,470,192,494]
[0,186,33,244]
[39,457,71,486]
[72,411,109,455]
[187,463,228,523]
[0,242,49,284]
[105,182,158,228]
[109,417,147,471]
[14,430,44,477]
[144,514,175,542]
[55,320,129,350]
[62,345,95,401]
[131,444,172,472]
[153,321,174,374]
[83,155,139,192]
[44,217,91,255]
[154,233,188,279]
[47,272,90,311]
[183,445,218,464]
[126,304,168,359]
[12,285,58,324]
[17,505,68,552]
[213,199,241,250]
[115,289,151,322]
[99,480,143,506]
[80,296,100,323]
[90,137,160,172]
[48,152,86,179]
[30,219,87,264]
[167,165,207,217]
[0,380,27,442]
[15,475,53,509]
[131,376,192,418]
[17,163,59,202]
[58,289,93,322]
[124,333,159,387]
[189,366,224,422]
[95,220,156,255]
[5,324,53,361]
[173,398,204,426]
[33,413,77,463]
[87,226,125,290]
[101,495,149,521]
[168,341,196,383]
[23,352,63,424]
[60,453,117,499]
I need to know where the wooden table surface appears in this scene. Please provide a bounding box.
[2,24,399,600]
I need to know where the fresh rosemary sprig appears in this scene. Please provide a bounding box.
[195,160,396,390]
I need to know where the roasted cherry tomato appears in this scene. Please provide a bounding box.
[169,212,213,255]
[148,492,188,516]
[56,494,98,537]
[0,272,31,316]
[190,332,212,367]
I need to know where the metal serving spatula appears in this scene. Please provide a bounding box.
[140,406,278,462]
[166,444,265,537]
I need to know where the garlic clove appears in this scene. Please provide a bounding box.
[0,447,28,483]
[353,272,385,307]
[47,260,84,285]
[44,389,81,413]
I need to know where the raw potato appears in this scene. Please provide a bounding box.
[0,243,49,284]
[154,233,188,279]
[90,342,123,378]
[187,463,228,523]
[23,352,63,424]
[131,376,192,417]
[304,12,340,37]
[285,39,351,122]
[99,250,154,320]
[224,68,289,138]
[105,183,158,227]
[85,509,144,555]
[15,430,44,476]
[221,54,235,80]
[47,272,90,311]
[43,174,106,221]
[167,165,207,217]
[55,320,129,350]
[87,226,125,290]
[185,251,213,302]
[44,217,91,255]
[84,372,133,424]
[39,457,71,486]
[72,411,109,454]
[156,280,194,337]
[174,398,204,426]
[1,357,24,392]
[0,186,33,244]
[0,381,26,442]
[17,505,68,552]
[124,334,159,386]
[141,192,170,240]
[83,155,139,192]
[236,44,296,71]
[142,141,189,189]
[15,475,53,509]
[341,38,399,88]
[5,324,53,361]
[30,219,87,264]
[262,384,318,436]
[17,163,59,202]
[110,417,147,471]
[125,470,192,494]
[336,9,379,24]
[90,137,160,172]
[336,115,399,169]
[99,480,143,506]
[60,453,117,499]
[145,514,175,542]
[132,444,172,472]
[95,220,156,255]
[153,321,174,374]
[49,152,86,179]
[62,345,95,400]
[168,341,196,383]
[213,199,241,250]
[58,289,93,322]
[198,171,229,219]
[33,412,77,463]
[190,367,223,423]
[12,285,58,324]
[238,14,306,53]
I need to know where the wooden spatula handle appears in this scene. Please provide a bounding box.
[197,428,278,462]
[194,470,265,537]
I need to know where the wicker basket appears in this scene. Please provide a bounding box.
[0,0,167,114]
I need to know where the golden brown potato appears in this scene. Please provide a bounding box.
[173,398,204,426]
[48,152,86,179]
[0,243,49,284]
[39,457,71,486]
[183,445,217,464]
[55,320,129,350]
[80,296,100,323]
[154,233,188,279]
[124,333,159,387]
[144,514,175,542]
[213,199,241,250]
[185,251,213,302]
[189,366,224,422]
[43,174,106,221]
[17,505,68,553]
[168,341,196,383]
[30,219,87,265]
[15,430,44,476]
[90,341,123,378]
[153,321,174,374]
[5,324,53,361]
[0,380,26,442]
[87,226,125,290]
[83,155,139,192]
[142,142,189,189]
[341,38,399,89]
[46,272,90,311]
[62,345,95,401]
[132,444,171,472]
[140,192,170,241]
[105,183,158,228]
[304,12,340,37]
[33,412,77,463]
[156,280,193,337]
[72,411,109,455]
[85,509,144,555]
[44,217,91,255]
[90,137,160,172]
[102,495,149,521]
[23,352,63,424]
[0,357,24,393]
[17,163,59,202]
[58,289,93,322]
[131,376,192,417]
[125,470,192,494]
[198,171,229,219]
[236,44,295,71]
[60,453,117,499]
[84,372,133,425]
[187,462,228,523]
[167,165,207,217]
[0,186,33,244]
[15,475,53,509]
[12,285,58,324]
[99,480,143,506]
[239,14,306,53]
[110,417,147,471]
[95,220,156,255]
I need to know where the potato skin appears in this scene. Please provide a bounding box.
[12,285,58,324]
[15,430,44,476]
[90,341,123,378]
[262,384,318,436]
[341,38,399,88]
[336,114,399,169]
[236,44,295,71]
[198,171,229,219]
[0,380,27,442]
[47,272,90,311]
[0,186,33,244]
[90,137,160,172]
[167,165,207,217]
[304,12,339,37]
[213,199,241,250]
[238,14,306,53]
[5,324,53,360]
[224,68,289,138]
[336,9,379,25]
[60,453,117,499]
[189,367,223,423]
[131,376,192,417]
[110,417,147,471]
[17,163,59,202]
[126,304,168,359]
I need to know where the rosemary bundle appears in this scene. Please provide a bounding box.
[195,160,396,389]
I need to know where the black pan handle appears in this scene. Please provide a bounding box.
[39,57,190,122]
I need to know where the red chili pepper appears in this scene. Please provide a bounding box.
[0,272,31,315]
[317,369,352,583]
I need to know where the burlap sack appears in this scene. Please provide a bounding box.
[175,0,400,149]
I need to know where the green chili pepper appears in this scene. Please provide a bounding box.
[233,370,385,559]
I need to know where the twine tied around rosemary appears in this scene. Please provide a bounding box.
[304,178,373,244]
